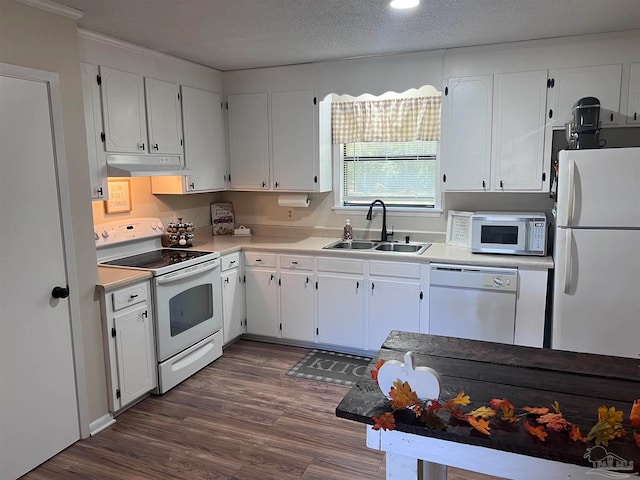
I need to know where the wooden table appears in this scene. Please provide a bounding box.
[336,331,639,479]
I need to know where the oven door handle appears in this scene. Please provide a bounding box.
[156,262,219,285]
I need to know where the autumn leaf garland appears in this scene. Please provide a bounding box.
[370,360,639,447]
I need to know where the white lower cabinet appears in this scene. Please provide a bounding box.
[316,258,365,349]
[100,280,157,413]
[221,253,245,345]
[367,261,424,351]
[279,255,315,342]
[244,252,279,337]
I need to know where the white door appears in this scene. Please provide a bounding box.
[316,274,365,348]
[441,75,493,191]
[627,63,640,125]
[113,303,156,408]
[145,77,183,154]
[222,269,245,344]
[228,93,270,190]
[0,69,80,479]
[368,278,421,350]
[271,90,316,191]
[100,66,147,153]
[492,70,549,191]
[552,228,640,358]
[182,86,227,192]
[244,268,279,336]
[280,270,315,342]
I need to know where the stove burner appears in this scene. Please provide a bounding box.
[102,249,212,270]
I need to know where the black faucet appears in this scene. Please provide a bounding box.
[366,199,390,242]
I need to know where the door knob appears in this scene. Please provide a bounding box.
[52,286,70,299]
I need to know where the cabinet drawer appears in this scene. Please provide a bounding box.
[244,252,277,268]
[221,252,241,271]
[369,260,421,279]
[280,255,314,271]
[317,257,364,274]
[112,282,148,311]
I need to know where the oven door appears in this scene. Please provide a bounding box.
[471,220,528,254]
[154,258,222,362]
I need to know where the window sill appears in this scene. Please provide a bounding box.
[332,205,443,218]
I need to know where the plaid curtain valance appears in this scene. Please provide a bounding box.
[331,95,441,144]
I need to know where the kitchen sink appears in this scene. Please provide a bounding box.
[323,239,431,255]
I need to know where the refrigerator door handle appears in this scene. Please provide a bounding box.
[565,159,576,227]
[563,229,573,294]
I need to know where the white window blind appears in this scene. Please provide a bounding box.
[342,141,438,207]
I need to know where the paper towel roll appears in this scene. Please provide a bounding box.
[277,194,310,208]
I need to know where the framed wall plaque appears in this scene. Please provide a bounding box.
[446,210,473,248]
[104,179,132,214]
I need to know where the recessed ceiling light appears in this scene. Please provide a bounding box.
[390,0,420,9]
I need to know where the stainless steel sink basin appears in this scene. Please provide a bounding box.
[374,243,430,254]
[324,240,379,249]
[323,239,431,255]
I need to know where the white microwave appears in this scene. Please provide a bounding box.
[471,212,548,256]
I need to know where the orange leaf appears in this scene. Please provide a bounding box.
[490,398,514,411]
[630,400,640,428]
[500,405,519,423]
[467,416,491,435]
[389,380,419,409]
[523,421,548,442]
[372,412,396,431]
[537,413,569,432]
[370,359,386,384]
[522,406,550,415]
[569,424,588,443]
[451,391,471,406]
[634,431,640,448]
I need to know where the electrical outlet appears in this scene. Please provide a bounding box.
[287,209,293,219]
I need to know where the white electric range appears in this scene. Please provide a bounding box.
[96,217,223,393]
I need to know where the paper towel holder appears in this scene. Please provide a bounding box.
[277,194,310,208]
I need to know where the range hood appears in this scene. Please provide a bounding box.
[106,154,192,177]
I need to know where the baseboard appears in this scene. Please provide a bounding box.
[89,414,115,436]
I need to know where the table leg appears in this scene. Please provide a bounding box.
[386,451,419,480]
[421,460,447,480]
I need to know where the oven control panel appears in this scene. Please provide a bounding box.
[95,217,165,248]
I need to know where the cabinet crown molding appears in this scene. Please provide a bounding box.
[16,0,83,20]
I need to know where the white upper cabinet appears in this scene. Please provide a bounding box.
[99,66,184,156]
[271,90,318,191]
[442,71,551,193]
[144,77,183,155]
[151,86,227,194]
[441,75,493,191]
[492,70,551,191]
[228,92,270,190]
[80,62,108,200]
[627,63,640,125]
[549,64,623,128]
[100,66,148,153]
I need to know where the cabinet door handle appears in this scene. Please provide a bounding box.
[291,261,298,265]
[262,181,266,188]
[224,277,230,284]
[356,281,359,291]
[96,187,103,196]
[610,113,614,122]
[189,182,195,189]
[130,294,138,299]
[371,282,375,292]
[229,260,236,265]
[139,142,145,151]
[270,274,274,281]
[500,180,504,189]
[306,277,309,284]
[482,180,486,189]
[634,112,638,121]
[153,143,159,151]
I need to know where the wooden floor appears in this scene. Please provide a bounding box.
[24,340,502,480]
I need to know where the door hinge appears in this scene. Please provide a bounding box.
[116,389,121,399]
[420,291,424,300]
[444,86,449,96]
[111,327,116,338]
[100,132,105,143]
[96,74,101,86]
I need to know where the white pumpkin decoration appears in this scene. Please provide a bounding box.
[377,351,441,401]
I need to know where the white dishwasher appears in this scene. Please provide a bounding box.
[429,263,518,344]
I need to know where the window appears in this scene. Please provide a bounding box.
[331,88,441,210]
[342,141,438,208]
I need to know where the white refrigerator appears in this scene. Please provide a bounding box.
[552,147,640,359]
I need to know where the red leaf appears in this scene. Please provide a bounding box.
[372,412,396,431]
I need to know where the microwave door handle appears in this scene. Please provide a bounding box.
[563,230,573,294]
[156,262,218,285]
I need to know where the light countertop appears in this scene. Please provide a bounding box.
[97,234,554,291]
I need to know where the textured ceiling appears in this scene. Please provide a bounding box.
[57,0,640,71]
